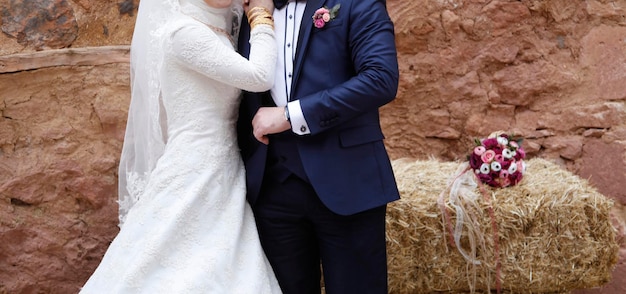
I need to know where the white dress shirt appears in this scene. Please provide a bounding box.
[271,0,311,135]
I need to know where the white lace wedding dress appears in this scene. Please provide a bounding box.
[80,1,280,293]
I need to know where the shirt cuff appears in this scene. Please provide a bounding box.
[287,100,311,135]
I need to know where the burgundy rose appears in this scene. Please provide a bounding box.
[482,138,499,149]
[469,153,482,169]
[500,159,511,169]
[476,173,492,184]
[510,171,523,184]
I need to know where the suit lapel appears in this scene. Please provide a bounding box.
[291,0,325,97]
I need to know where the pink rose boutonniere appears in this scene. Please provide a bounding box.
[312,4,340,29]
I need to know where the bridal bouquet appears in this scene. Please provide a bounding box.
[468,131,526,188]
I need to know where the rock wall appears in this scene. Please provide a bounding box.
[0,0,625,293]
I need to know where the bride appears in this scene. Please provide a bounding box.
[80,0,281,292]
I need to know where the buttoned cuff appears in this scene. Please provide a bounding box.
[287,100,310,135]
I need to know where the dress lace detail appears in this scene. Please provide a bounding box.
[119,171,147,225]
[81,1,280,293]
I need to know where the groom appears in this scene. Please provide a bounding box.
[238,0,400,292]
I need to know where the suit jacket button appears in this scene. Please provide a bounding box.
[300,126,307,132]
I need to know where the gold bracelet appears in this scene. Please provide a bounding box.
[250,19,274,30]
[248,12,273,25]
[249,8,274,30]
[247,7,272,23]
[247,7,269,19]
[252,15,273,23]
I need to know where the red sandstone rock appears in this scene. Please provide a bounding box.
[579,139,626,206]
[0,64,127,293]
[542,136,584,160]
[581,25,626,101]
[0,0,78,50]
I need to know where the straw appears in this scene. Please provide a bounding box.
[386,158,619,293]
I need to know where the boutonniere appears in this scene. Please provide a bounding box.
[312,4,340,29]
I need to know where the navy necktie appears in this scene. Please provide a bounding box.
[274,0,288,9]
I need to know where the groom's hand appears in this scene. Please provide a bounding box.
[252,106,291,145]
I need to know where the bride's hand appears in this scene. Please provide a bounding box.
[244,0,274,14]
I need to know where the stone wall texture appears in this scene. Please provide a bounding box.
[1,0,625,293]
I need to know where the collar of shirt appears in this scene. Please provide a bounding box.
[270,1,307,106]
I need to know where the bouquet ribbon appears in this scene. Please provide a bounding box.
[437,164,502,294]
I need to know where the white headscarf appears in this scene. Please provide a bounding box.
[117,0,243,227]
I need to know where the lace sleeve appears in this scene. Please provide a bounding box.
[169,22,277,92]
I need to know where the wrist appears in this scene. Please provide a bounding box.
[283,106,291,124]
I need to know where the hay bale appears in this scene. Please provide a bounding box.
[386,158,619,293]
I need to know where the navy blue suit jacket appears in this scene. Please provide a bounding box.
[237,0,400,215]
